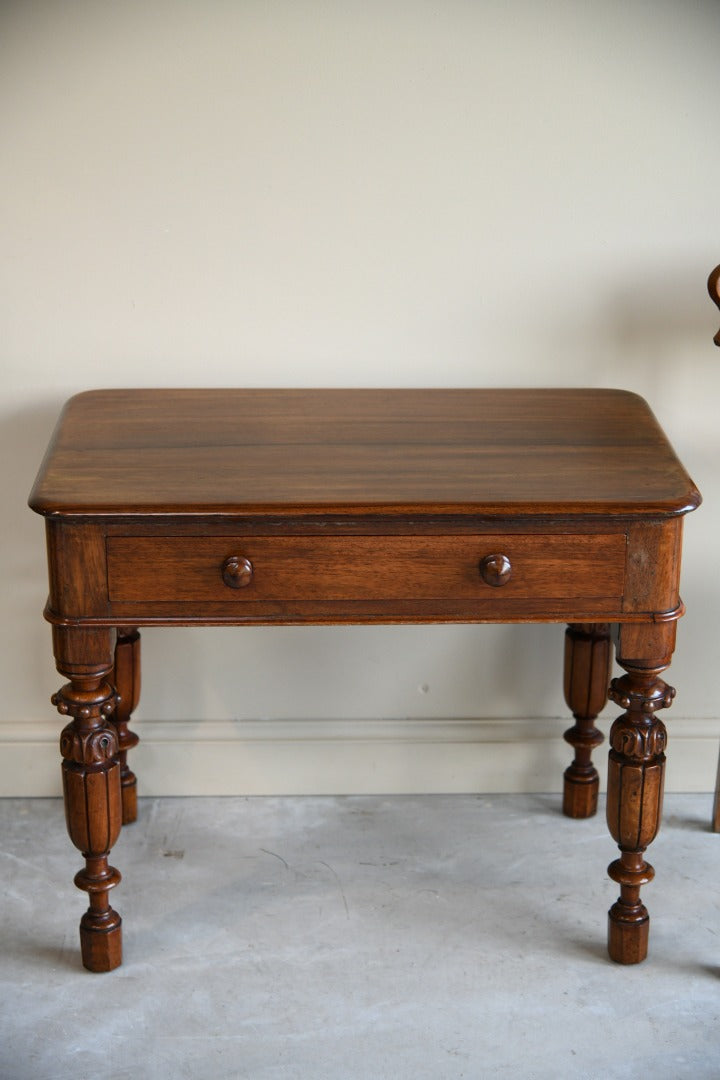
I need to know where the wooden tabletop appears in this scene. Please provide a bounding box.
[29,388,700,518]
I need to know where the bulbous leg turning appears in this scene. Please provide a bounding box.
[52,626,124,972]
[605,655,675,964]
[562,624,611,818]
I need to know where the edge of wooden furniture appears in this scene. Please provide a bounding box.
[29,498,703,518]
[26,387,702,519]
[43,604,686,629]
[709,263,720,346]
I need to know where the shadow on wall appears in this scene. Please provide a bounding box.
[605,265,716,351]
[4,398,71,716]
[534,263,720,415]
[5,397,68,613]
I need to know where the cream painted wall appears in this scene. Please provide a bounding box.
[2,1,719,796]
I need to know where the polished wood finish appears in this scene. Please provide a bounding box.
[106,533,626,607]
[52,627,123,972]
[479,553,513,588]
[220,555,254,590]
[30,389,698,517]
[709,263,720,346]
[29,389,699,970]
[605,621,676,963]
[562,623,612,819]
[111,629,141,825]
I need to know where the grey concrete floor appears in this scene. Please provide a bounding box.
[1,793,719,1080]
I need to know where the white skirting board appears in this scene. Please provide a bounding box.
[2,716,718,797]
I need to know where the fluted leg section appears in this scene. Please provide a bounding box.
[605,663,675,963]
[52,628,124,972]
[562,623,611,818]
[111,628,141,825]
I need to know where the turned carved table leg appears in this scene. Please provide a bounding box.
[53,627,123,972]
[605,623,676,964]
[111,628,141,825]
[562,623,611,818]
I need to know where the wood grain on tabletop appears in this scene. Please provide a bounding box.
[29,388,699,517]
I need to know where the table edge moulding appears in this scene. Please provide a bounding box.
[28,388,701,972]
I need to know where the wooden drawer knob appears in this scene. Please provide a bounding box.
[479,553,512,587]
[221,555,253,589]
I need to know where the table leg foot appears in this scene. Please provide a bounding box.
[608,910,650,965]
[563,772,599,819]
[80,917,123,972]
[607,852,653,963]
[562,624,610,819]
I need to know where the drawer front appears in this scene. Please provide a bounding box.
[106,534,626,604]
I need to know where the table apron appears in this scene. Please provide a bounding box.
[43,518,684,625]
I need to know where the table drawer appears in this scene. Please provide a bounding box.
[106,534,626,604]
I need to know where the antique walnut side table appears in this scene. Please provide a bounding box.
[28,388,700,972]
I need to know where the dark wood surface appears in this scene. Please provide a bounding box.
[105,533,627,603]
[28,387,700,972]
[709,264,720,346]
[29,388,700,517]
[562,623,612,819]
